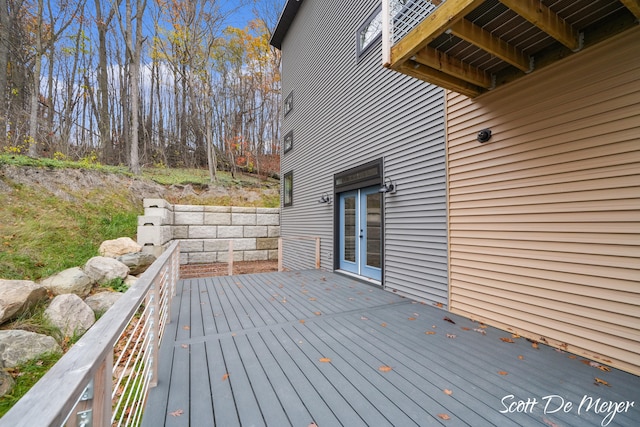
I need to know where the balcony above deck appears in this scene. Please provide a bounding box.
[386,0,640,97]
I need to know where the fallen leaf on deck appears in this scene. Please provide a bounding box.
[314,311,322,316]
[319,357,331,363]
[222,373,229,381]
[446,334,457,339]
[183,325,190,330]
[425,331,436,335]
[568,355,577,359]
[443,389,453,396]
[518,355,524,360]
[437,413,451,420]
[360,316,369,320]
[461,327,471,331]
[309,297,317,301]
[170,409,184,417]
[321,277,327,281]
[408,317,416,321]
[473,328,486,335]
[443,316,456,324]
[434,302,444,308]
[543,417,561,427]
[299,319,305,324]
[512,333,521,338]
[500,337,515,343]
[181,344,189,349]
[594,377,610,387]
[413,313,420,317]
[532,342,539,349]
[308,423,318,427]
[381,323,387,327]
[379,365,393,372]
[498,371,509,376]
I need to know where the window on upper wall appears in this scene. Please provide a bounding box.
[284,91,293,117]
[357,1,409,58]
[283,130,293,154]
[283,171,293,207]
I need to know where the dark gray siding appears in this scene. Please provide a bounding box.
[280,0,448,306]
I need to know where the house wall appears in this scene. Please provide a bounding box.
[446,28,640,374]
[279,0,449,305]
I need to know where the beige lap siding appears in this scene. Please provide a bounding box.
[445,28,640,375]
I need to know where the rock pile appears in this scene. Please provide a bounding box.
[0,237,156,397]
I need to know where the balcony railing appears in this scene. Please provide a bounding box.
[0,241,180,427]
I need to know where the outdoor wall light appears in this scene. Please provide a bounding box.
[379,177,396,194]
[477,128,492,143]
[318,192,332,204]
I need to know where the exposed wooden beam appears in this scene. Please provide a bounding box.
[450,19,531,72]
[390,0,486,66]
[620,0,640,20]
[413,46,492,88]
[397,60,483,98]
[499,0,580,51]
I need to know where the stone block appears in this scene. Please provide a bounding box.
[175,205,205,212]
[218,251,244,262]
[231,207,257,214]
[137,225,172,246]
[188,226,217,239]
[142,244,165,258]
[204,206,231,213]
[137,215,162,227]
[179,253,189,265]
[244,250,269,261]
[144,199,173,210]
[244,226,268,238]
[205,212,231,225]
[144,207,173,224]
[232,213,256,226]
[179,240,204,252]
[257,238,279,250]
[232,239,256,251]
[218,226,244,238]
[175,211,204,225]
[256,208,280,214]
[257,214,280,226]
[268,226,281,238]
[268,250,279,260]
[173,226,188,239]
[204,240,230,252]
[188,252,216,264]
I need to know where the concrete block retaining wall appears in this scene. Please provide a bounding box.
[137,199,280,264]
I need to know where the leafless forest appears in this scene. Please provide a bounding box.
[0,0,284,179]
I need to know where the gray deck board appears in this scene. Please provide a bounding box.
[143,271,640,427]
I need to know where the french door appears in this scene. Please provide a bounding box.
[338,186,382,281]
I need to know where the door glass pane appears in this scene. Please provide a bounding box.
[344,196,356,262]
[366,193,381,268]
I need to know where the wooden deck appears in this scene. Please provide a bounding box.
[142,270,640,426]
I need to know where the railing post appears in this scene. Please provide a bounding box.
[315,237,321,269]
[382,0,391,67]
[228,239,234,276]
[278,238,283,272]
[149,281,160,388]
[94,351,113,426]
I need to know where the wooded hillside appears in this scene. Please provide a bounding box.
[0,0,284,178]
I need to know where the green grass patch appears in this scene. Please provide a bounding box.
[0,352,63,417]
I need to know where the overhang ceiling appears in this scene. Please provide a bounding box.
[388,0,640,97]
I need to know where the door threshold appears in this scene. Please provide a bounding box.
[336,269,382,287]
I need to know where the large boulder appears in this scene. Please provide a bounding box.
[0,330,62,368]
[0,348,14,397]
[0,280,48,325]
[99,237,142,258]
[84,256,130,284]
[44,294,95,337]
[85,292,122,315]
[40,267,93,297]
[117,252,156,275]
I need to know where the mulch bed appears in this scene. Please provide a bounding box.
[180,260,279,279]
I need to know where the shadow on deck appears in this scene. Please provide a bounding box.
[142,270,640,426]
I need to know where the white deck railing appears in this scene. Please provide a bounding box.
[0,241,180,427]
[383,0,443,65]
